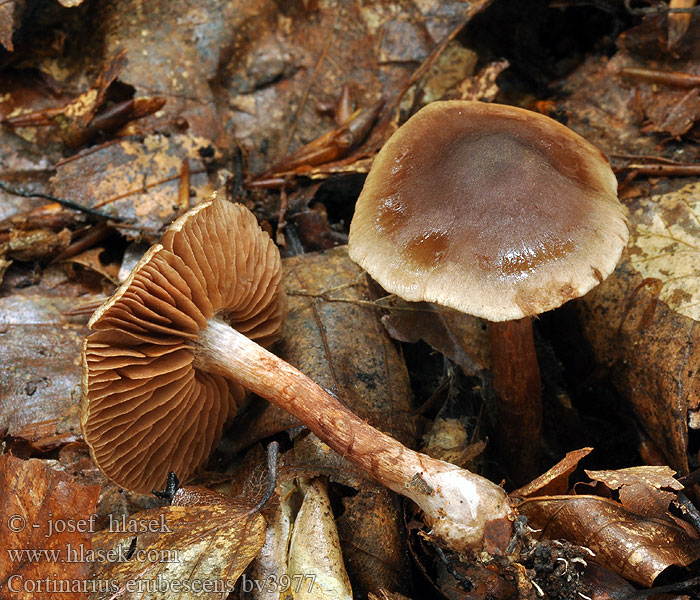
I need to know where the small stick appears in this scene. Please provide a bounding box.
[619,67,700,89]
[616,163,700,176]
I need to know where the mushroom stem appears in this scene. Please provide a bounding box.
[195,318,513,553]
[488,318,542,485]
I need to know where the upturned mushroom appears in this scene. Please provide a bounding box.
[347,100,628,483]
[82,195,513,554]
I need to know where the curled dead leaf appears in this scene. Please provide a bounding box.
[519,494,700,586]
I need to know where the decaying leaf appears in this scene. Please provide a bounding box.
[411,40,478,106]
[62,247,120,284]
[90,497,265,600]
[519,494,700,587]
[51,134,215,238]
[288,478,352,600]
[368,592,414,600]
[0,266,103,436]
[337,482,412,597]
[96,0,238,148]
[276,434,412,598]
[576,179,700,472]
[584,466,684,521]
[628,181,700,321]
[0,454,101,599]
[3,51,129,148]
[513,447,593,499]
[453,59,509,102]
[0,70,73,147]
[585,465,684,492]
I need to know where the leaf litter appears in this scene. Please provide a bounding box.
[5,1,700,599]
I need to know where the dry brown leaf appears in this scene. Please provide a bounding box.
[413,41,479,106]
[1,51,159,149]
[454,59,510,103]
[559,52,647,156]
[512,447,593,499]
[46,50,125,147]
[585,466,684,491]
[63,248,120,284]
[640,87,700,137]
[51,134,215,238]
[288,478,352,600]
[628,182,700,322]
[337,482,412,598]
[519,494,700,586]
[278,436,411,598]
[585,466,683,521]
[280,435,368,492]
[90,500,265,600]
[0,267,103,436]
[619,482,679,522]
[0,454,101,599]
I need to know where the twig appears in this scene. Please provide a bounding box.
[0,180,120,221]
[287,288,433,312]
[610,153,689,165]
[615,163,700,176]
[619,67,700,88]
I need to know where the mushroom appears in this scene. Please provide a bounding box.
[347,100,628,483]
[82,195,513,554]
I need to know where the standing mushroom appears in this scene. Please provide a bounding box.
[82,195,513,554]
[347,101,628,483]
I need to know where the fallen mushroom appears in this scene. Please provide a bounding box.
[82,195,513,554]
[347,100,628,483]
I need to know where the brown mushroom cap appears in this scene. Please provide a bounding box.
[348,101,628,321]
[81,197,283,492]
